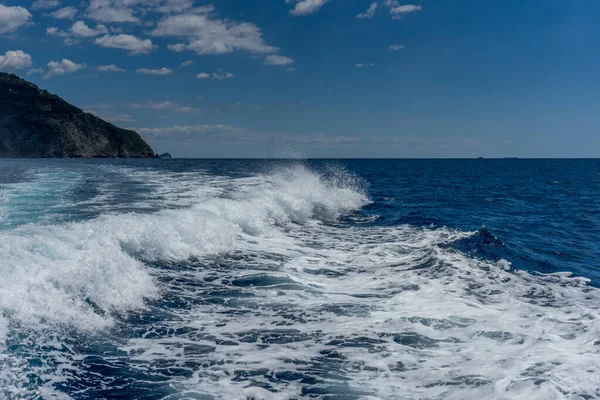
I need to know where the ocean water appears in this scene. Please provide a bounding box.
[0,158,599,400]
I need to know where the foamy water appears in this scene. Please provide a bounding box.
[0,160,598,399]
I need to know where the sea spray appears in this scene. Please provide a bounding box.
[1,159,599,399]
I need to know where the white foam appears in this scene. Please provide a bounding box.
[122,224,600,399]
[2,163,598,399]
[0,164,368,333]
[0,316,6,344]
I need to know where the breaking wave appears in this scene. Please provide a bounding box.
[0,163,598,399]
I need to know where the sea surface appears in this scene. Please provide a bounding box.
[0,158,599,400]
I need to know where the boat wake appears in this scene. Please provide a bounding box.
[0,164,598,399]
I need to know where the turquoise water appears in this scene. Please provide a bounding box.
[0,159,599,399]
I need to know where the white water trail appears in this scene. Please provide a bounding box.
[0,165,368,333]
[1,163,599,400]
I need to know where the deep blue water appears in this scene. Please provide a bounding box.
[353,159,600,284]
[0,159,599,399]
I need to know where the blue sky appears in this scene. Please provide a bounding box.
[1,0,599,157]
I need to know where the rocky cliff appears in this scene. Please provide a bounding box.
[0,73,155,158]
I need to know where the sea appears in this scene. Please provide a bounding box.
[0,158,598,400]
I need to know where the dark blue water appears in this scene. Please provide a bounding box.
[351,159,600,284]
[0,159,598,399]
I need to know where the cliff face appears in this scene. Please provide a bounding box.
[0,73,155,158]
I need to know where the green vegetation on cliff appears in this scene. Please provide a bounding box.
[0,73,155,158]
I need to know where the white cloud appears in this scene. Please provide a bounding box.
[180,60,193,67]
[288,0,330,16]
[71,20,108,37]
[46,26,66,37]
[50,6,78,19]
[388,44,405,51]
[155,0,215,14]
[0,5,32,35]
[265,54,294,65]
[85,0,214,22]
[27,67,44,75]
[94,34,156,54]
[44,59,84,78]
[86,0,139,23]
[48,21,110,45]
[31,0,60,10]
[196,71,234,80]
[357,2,378,19]
[383,1,421,19]
[390,4,421,13]
[151,14,277,55]
[389,4,421,18]
[135,67,172,75]
[0,50,32,72]
[212,71,233,80]
[355,63,374,68]
[167,43,186,52]
[98,64,125,72]
[196,70,234,81]
[155,0,194,13]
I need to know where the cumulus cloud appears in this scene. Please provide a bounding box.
[390,4,421,16]
[0,50,32,72]
[71,20,108,37]
[155,0,214,14]
[94,34,156,54]
[357,2,378,19]
[84,0,215,22]
[180,60,193,67]
[388,44,405,51]
[383,1,421,18]
[44,59,84,78]
[31,0,60,10]
[265,54,294,65]
[287,0,330,16]
[46,26,66,37]
[151,14,277,55]
[47,21,109,45]
[212,71,233,80]
[27,67,44,75]
[50,6,78,19]
[355,63,374,68]
[167,43,186,52]
[135,67,172,75]
[196,71,233,80]
[97,64,125,72]
[0,5,32,35]
[382,1,421,19]
[86,0,139,23]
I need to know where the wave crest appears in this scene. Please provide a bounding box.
[0,165,369,333]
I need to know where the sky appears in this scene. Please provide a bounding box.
[1,0,599,158]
